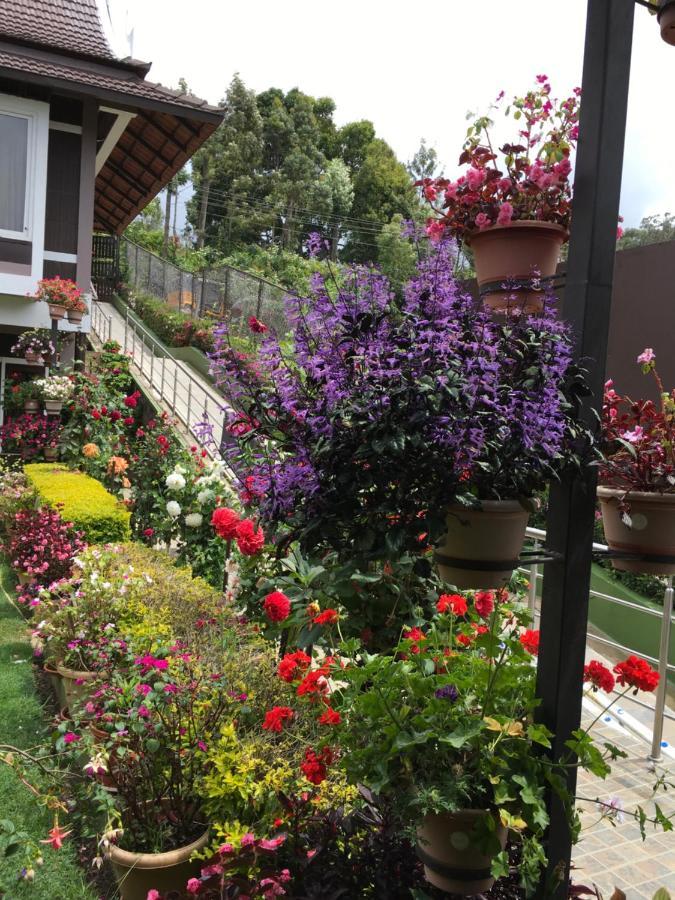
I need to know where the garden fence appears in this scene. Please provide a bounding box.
[122,238,291,334]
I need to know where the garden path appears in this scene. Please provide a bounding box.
[90,301,225,456]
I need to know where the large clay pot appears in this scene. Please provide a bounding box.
[105,827,209,900]
[44,661,67,710]
[44,399,63,415]
[66,309,84,324]
[416,810,507,896]
[597,486,675,575]
[435,500,530,590]
[48,303,66,320]
[23,399,40,413]
[56,662,97,710]
[658,0,675,45]
[466,220,567,313]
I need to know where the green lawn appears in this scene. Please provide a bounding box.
[0,561,96,899]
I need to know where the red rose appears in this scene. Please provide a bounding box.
[235,518,264,556]
[110,410,121,421]
[123,395,137,408]
[263,591,291,623]
[613,655,659,693]
[584,660,615,693]
[211,507,240,541]
[124,416,135,426]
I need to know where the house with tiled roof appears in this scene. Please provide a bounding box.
[0,0,222,370]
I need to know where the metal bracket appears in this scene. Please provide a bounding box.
[433,547,563,571]
[592,548,675,564]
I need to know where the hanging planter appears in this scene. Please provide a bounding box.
[105,827,209,900]
[416,811,507,896]
[434,500,530,590]
[23,399,40,414]
[658,0,675,45]
[24,350,44,365]
[56,662,97,710]
[48,303,66,320]
[44,399,63,415]
[466,221,567,313]
[597,487,675,575]
[66,308,84,324]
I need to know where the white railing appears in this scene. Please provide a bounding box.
[91,298,112,344]
[523,526,674,761]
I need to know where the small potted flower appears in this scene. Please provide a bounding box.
[34,375,74,415]
[32,276,83,320]
[598,349,675,574]
[418,77,580,312]
[64,294,89,325]
[21,380,41,414]
[11,329,54,365]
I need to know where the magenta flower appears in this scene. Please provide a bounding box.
[240,832,255,847]
[186,878,201,895]
[637,348,655,366]
[63,732,80,744]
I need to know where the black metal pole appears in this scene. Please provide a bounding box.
[535,1,635,896]
[50,318,59,371]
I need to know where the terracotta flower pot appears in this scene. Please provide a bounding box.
[466,220,567,313]
[597,486,675,575]
[25,351,44,365]
[44,399,63,415]
[44,661,67,710]
[658,0,675,45]
[56,662,97,710]
[105,827,209,900]
[416,810,507,896]
[66,309,84,324]
[23,399,40,413]
[48,303,66,320]
[17,570,35,587]
[435,500,530,590]
[43,446,59,460]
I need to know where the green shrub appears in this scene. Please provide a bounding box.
[23,463,131,543]
[126,291,214,353]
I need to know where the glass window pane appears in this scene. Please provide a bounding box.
[0,113,28,233]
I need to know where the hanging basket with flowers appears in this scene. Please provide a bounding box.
[598,348,675,574]
[418,77,581,313]
[32,276,85,320]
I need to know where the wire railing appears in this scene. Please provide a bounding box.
[523,525,674,762]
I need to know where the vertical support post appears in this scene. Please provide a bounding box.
[124,307,129,355]
[187,378,193,429]
[160,355,166,400]
[256,280,264,319]
[650,576,673,762]
[134,243,139,288]
[535,2,635,896]
[50,318,59,370]
[179,269,184,313]
[528,543,539,620]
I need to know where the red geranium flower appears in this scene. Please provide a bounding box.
[248,315,268,334]
[236,518,265,556]
[278,650,311,683]
[474,591,495,618]
[262,705,294,733]
[297,667,330,698]
[300,747,333,785]
[437,593,467,615]
[211,507,240,541]
[263,591,291,623]
[583,660,615,693]
[318,707,341,726]
[613,655,659,693]
[313,608,339,626]
[519,629,540,655]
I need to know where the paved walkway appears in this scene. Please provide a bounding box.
[90,301,225,455]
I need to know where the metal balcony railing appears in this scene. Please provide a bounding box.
[523,526,674,762]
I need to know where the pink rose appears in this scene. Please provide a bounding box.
[496,202,514,227]
[474,213,491,231]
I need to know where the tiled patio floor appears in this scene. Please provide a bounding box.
[572,713,675,898]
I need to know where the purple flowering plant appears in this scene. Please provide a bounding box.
[211,240,587,560]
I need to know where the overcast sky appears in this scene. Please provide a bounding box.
[100,0,673,228]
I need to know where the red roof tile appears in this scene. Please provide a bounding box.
[0,0,115,61]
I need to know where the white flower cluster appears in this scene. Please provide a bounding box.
[165,471,186,491]
[224,557,241,604]
[35,375,74,401]
[166,500,181,518]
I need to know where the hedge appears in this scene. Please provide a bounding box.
[23,464,131,544]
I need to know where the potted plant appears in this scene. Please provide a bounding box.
[34,375,74,415]
[64,294,89,324]
[11,329,54,365]
[211,242,586,590]
[418,78,580,312]
[598,349,675,574]
[20,380,41,414]
[67,652,234,900]
[31,276,83,320]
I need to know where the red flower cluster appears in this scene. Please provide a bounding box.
[474,591,495,619]
[300,747,333,785]
[123,390,141,409]
[318,707,341,726]
[613,655,659,693]
[312,608,339,626]
[211,507,240,541]
[248,315,268,334]
[296,662,332,699]
[263,591,291,623]
[235,518,265,556]
[583,660,615,693]
[278,650,311,683]
[402,626,427,655]
[519,629,540,656]
[262,705,294,733]
[437,593,467,615]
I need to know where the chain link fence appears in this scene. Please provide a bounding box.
[122,238,291,334]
